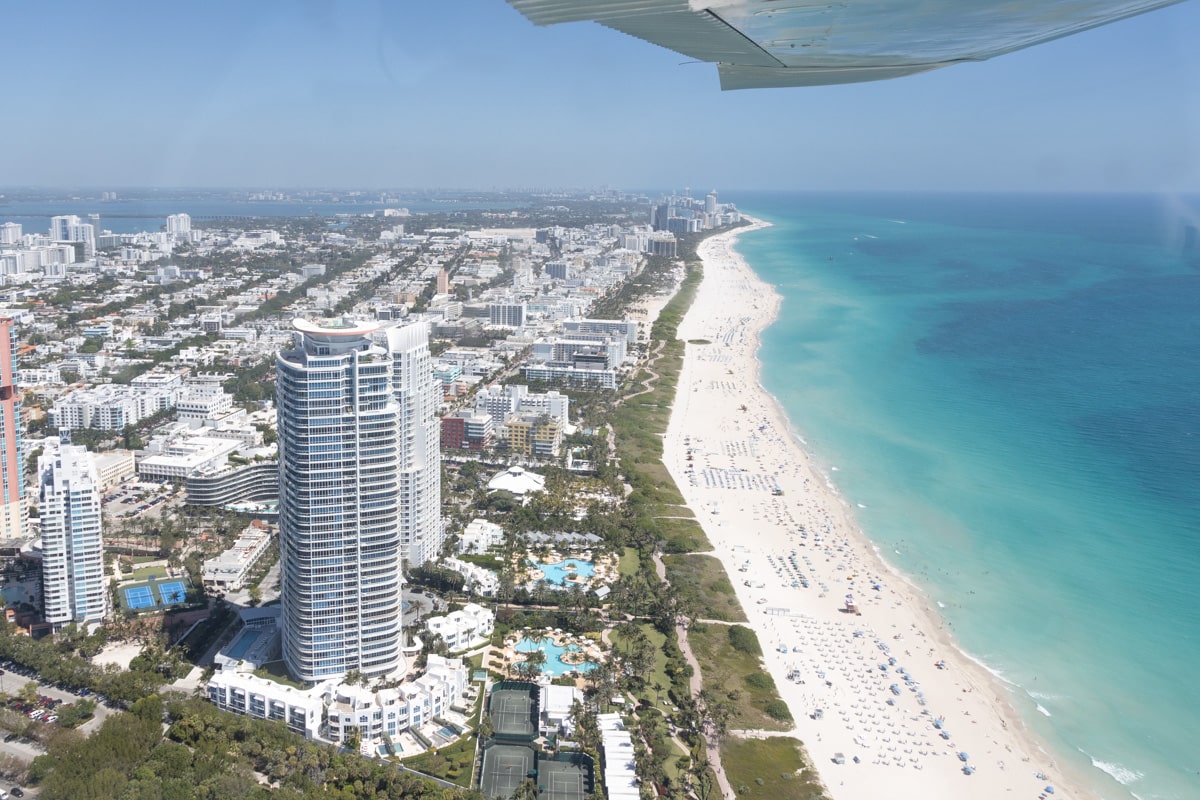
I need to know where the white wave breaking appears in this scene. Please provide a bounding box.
[1082,750,1145,787]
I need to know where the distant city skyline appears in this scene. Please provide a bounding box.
[2,1,1198,191]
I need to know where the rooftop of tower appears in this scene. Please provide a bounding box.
[292,317,380,337]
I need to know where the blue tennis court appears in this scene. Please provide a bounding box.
[157,580,187,604]
[125,586,156,609]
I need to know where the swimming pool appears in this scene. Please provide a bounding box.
[530,559,596,586]
[226,628,262,660]
[515,636,597,677]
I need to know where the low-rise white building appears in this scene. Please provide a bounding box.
[138,435,242,480]
[598,713,640,800]
[52,382,179,430]
[425,602,494,652]
[459,518,505,554]
[231,230,282,250]
[207,647,470,750]
[444,557,499,597]
[176,380,235,428]
[206,670,326,739]
[325,655,469,746]
[521,361,618,390]
[562,318,638,345]
[540,684,583,737]
[202,521,274,592]
[93,450,136,490]
[487,465,546,496]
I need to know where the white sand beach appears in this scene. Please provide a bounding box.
[663,220,1093,800]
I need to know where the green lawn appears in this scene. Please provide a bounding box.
[663,554,746,622]
[402,731,477,786]
[127,565,172,582]
[687,623,792,731]
[609,622,670,704]
[722,736,828,800]
[618,547,641,579]
[654,516,711,554]
[662,736,687,782]
[656,504,695,519]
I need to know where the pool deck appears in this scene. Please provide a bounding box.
[494,628,605,682]
[521,550,618,591]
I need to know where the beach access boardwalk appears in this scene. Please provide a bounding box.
[652,553,737,800]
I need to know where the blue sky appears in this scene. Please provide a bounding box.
[2,0,1198,191]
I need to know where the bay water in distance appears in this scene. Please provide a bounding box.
[733,192,1200,800]
[0,194,527,235]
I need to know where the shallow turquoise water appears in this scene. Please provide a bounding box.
[531,559,596,586]
[734,193,1200,800]
[515,637,597,677]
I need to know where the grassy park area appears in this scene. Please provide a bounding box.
[722,737,828,800]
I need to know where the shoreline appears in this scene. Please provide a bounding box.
[664,218,1097,800]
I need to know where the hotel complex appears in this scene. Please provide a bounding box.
[275,318,442,683]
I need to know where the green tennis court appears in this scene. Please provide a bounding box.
[538,756,589,800]
[489,686,536,740]
[480,744,535,799]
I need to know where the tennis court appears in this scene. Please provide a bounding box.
[124,586,156,610]
[157,580,187,604]
[489,685,537,741]
[539,756,590,800]
[479,744,535,799]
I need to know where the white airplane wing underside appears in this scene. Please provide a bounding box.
[506,0,1184,88]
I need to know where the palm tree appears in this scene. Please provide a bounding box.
[516,648,546,680]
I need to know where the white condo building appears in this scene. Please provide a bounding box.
[475,383,569,428]
[276,318,442,683]
[384,322,444,567]
[49,214,96,258]
[166,213,192,236]
[38,442,109,627]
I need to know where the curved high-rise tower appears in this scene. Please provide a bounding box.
[277,319,406,681]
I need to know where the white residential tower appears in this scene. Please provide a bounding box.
[39,442,109,627]
[275,318,442,683]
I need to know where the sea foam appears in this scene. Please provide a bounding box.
[1083,751,1145,787]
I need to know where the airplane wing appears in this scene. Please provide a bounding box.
[506,0,1184,88]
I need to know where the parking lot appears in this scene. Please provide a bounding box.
[0,662,114,737]
[102,482,179,519]
[4,693,64,726]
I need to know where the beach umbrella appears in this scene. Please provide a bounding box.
[1045,787,1055,794]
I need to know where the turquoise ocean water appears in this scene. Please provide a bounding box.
[733,193,1200,800]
